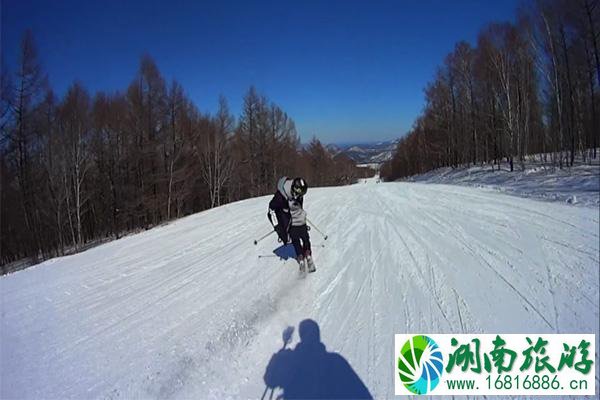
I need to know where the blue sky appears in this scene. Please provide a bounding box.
[2,0,518,143]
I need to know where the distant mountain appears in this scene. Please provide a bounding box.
[325,144,342,156]
[346,146,367,153]
[329,139,398,164]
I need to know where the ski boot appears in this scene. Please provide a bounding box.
[297,255,306,273]
[306,252,316,273]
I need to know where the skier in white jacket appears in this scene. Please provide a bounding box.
[268,177,315,273]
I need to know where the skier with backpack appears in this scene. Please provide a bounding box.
[268,177,316,273]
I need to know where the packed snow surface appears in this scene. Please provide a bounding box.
[1,178,599,398]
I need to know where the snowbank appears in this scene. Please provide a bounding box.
[407,158,599,208]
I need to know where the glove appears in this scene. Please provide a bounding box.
[267,209,277,227]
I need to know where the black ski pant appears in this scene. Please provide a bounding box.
[289,224,311,259]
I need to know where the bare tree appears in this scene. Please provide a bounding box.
[164,81,188,219]
[5,30,47,257]
[201,96,234,208]
[58,83,92,248]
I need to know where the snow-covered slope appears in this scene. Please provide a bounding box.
[408,160,600,207]
[1,179,598,399]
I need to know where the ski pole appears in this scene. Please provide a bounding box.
[306,217,328,240]
[261,326,294,400]
[260,385,269,400]
[254,229,275,245]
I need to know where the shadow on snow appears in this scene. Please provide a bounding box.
[262,319,372,399]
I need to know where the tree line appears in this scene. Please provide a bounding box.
[382,0,599,180]
[0,31,371,267]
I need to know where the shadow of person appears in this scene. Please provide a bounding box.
[263,319,373,399]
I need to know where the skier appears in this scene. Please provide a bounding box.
[268,177,316,273]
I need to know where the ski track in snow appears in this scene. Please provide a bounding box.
[1,179,598,399]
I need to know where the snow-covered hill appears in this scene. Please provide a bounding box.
[1,179,598,399]
[332,140,398,164]
[408,159,600,207]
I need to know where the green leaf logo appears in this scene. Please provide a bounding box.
[397,335,444,394]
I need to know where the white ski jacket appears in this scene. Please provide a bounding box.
[277,177,307,226]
